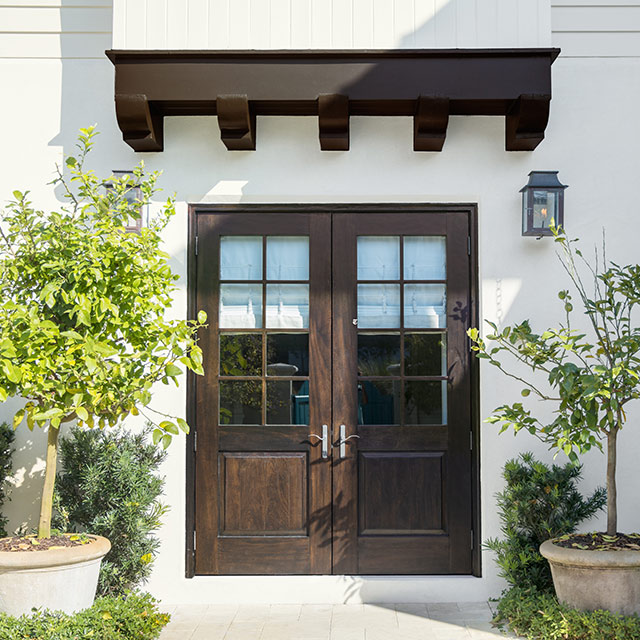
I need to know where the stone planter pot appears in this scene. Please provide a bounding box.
[540,538,640,615]
[0,535,111,616]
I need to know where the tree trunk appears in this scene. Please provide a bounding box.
[37,423,60,539]
[606,428,618,536]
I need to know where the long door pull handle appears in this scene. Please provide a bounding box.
[337,424,360,459]
[309,424,329,459]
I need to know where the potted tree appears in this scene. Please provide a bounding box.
[0,127,206,615]
[469,225,640,615]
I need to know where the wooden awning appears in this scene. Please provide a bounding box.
[106,48,560,153]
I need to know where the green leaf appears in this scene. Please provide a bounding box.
[160,420,179,435]
[76,406,89,422]
[13,409,25,429]
[197,310,207,324]
[152,429,163,445]
[177,418,190,434]
[161,434,172,449]
[521,389,531,397]
[165,364,182,377]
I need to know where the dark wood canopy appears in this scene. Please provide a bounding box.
[106,48,560,153]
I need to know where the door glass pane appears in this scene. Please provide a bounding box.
[357,333,401,376]
[219,380,262,425]
[267,236,309,280]
[267,380,309,425]
[266,284,309,328]
[357,284,400,328]
[405,333,446,376]
[220,284,263,328]
[220,236,262,280]
[220,333,262,376]
[267,333,309,377]
[357,236,400,280]
[404,284,446,328]
[358,380,400,425]
[404,381,447,425]
[403,236,446,280]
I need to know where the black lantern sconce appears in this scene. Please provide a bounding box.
[107,170,144,233]
[520,171,568,237]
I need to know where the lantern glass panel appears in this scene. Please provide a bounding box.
[532,190,557,231]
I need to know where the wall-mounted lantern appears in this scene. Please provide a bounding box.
[520,171,568,237]
[107,170,144,233]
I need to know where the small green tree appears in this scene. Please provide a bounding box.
[0,127,206,539]
[469,226,640,536]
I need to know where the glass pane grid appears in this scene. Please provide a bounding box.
[356,234,448,427]
[218,235,310,426]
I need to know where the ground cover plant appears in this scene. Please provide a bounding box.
[54,425,167,596]
[485,453,605,592]
[0,422,14,537]
[469,226,640,538]
[495,587,640,640]
[0,126,206,539]
[0,591,169,640]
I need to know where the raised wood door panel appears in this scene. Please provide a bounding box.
[194,212,332,575]
[331,212,472,575]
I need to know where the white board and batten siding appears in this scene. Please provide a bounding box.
[552,1,640,57]
[0,0,112,59]
[111,0,552,50]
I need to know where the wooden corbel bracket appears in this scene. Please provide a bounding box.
[318,94,350,151]
[217,95,256,151]
[505,94,551,151]
[114,93,163,152]
[414,96,450,152]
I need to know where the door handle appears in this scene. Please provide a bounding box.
[336,424,360,459]
[309,424,329,459]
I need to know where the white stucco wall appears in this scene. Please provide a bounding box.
[2,1,640,605]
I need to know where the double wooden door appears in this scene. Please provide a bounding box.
[193,207,474,575]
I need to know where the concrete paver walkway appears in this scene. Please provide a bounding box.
[159,602,516,639]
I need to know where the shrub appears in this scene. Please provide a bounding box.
[0,592,169,640]
[53,425,168,597]
[0,423,14,537]
[485,452,606,592]
[495,587,640,640]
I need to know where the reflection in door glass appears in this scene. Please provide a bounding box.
[357,236,400,280]
[267,333,309,377]
[220,236,263,280]
[403,236,446,280]
[404,380,447,425]
[266,236,309,280]
[357,333,401,376]
[404,284,446,328]
[357,380,400,425]
[220,333,263,376]
[266,284,309,328]
[404,333,446,376]
[219,284,263,328]
[219,380,262,425]
[267,380,309,425]
[357,284,401,328]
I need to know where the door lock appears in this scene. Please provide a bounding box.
[309,424,329,459]
[336,424,360,459]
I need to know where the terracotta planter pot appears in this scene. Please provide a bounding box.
[540,539,640,615]
[0,535,111,616]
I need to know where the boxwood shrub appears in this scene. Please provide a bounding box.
[0,592,169,640]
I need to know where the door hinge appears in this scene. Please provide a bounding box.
[193,431,197,452]
[471,530,474,549]
[467,236,471,256]
[470,431,473,450]
[193,530,196,551]
[194,235,199,256]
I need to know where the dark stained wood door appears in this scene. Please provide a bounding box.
[194,212,332,574]
[331,212,473,574]
[193,207,474,576]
